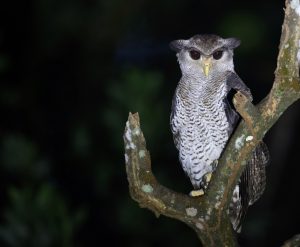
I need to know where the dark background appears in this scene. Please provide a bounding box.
[1,0,300,246]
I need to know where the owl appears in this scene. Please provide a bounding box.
[170,34,269,232]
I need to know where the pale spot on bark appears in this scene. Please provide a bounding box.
[130,143,136,149]
[246,135,253,142]
[235,134,245,150]
[297,40,300,64]
[196,222,204,230]
[124,121,136,149]
[139,150,146,158]
[215,201,221,209]
[207,207,212,215]
[132,127,140,136]
[291,0,300,16]
[186,207,198,217]
[142,184,153,193]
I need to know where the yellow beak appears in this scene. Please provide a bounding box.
[202,58,212,76]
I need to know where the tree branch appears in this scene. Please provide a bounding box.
[282,234,300,247]
[123,0,300,245]
[124,112,237,246]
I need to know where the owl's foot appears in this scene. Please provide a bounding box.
[189,172,213,197]
[189,189,204,197]
[200,172,213,190]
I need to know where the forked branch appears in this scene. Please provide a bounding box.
[124,0,300,245]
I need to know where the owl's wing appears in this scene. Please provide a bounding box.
[226,71,252,100]
[223,97,239,135]
[224,71,252,135]
[170,93,180,150]
[234,142,270,232]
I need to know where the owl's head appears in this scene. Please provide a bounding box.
[170,34,240,78]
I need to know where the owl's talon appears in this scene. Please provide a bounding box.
[189,189,204,197]
[199,172,213,190]
[204,172,212,183]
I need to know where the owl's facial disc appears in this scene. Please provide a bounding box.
[201,56,212,77]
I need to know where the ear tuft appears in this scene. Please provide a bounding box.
[225,38,241,49]
[169,40,188,52]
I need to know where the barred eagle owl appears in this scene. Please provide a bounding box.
[170,34,269,231]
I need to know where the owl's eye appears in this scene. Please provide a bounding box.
[189,50,201,60]
[212,50,223,60]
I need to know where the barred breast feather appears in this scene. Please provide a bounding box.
[171,73,231,188]
[170,71,269,232]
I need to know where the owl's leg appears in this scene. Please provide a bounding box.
[200,159,218,189]
[227,72,253,101]
[189,173,211,197]
[189,160,218,197]
[200,172,213,190]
